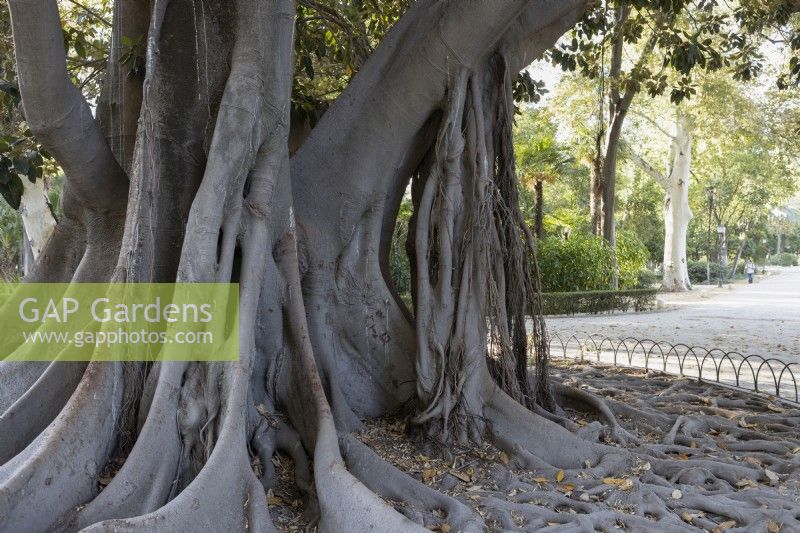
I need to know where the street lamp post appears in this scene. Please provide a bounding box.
[717,225,726,287]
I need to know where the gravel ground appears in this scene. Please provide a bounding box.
[546,267,800,363]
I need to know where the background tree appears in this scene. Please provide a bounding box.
[624,108,694,291]
[689,74,799,275]
[514,109,576,238]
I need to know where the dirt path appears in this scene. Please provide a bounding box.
[546,267,800,363]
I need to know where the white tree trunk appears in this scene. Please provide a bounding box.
[661,111,692,291]
[19,177,56,265]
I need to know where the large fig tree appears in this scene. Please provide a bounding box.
[0,1,600,530]
[2,1,799,532]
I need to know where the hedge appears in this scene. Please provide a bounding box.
[768,253,799,267]
[540,288,658,315]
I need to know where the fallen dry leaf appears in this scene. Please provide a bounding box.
[744,456,762,467]
[765,469,780,484]
[602,477,633,490]
[532,477,550,484]
[422,468,437,482]
[736,478,758,489]
[768,520,782,532]
[556,483,575,493]
[448,469,471,483]
[266,489,283,506]
[498,452,510,465]
[739,418,757,429]
[555,469,565,482]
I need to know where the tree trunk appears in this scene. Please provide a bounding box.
[18,176,56,263]
[3,3,797,531]
[1,1,622,532]
[661,111,693,292]
[626,111,693,292]
[729,225,749,278]
[590,136,604,236]
[534,178,544,238]
[600,111,625,246]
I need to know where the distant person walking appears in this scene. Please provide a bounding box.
[745,258,756,284]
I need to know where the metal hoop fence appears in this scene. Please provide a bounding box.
[545,332,800,406]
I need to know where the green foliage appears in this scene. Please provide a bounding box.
[513,108,589,236]
[550,1,799,104]
[389,197,412,309]
[616,230,650,289]
[0,193,22,281]
[537,234,616,292]
[119,34,145,77]
[0,1,110,212]
[734,0,800,89]
[687,259,716,283]
[687,74,800,262]
[637,268,661,287]
[540,288,658,315]
[292,0,409,125]
[686,259,751,283]
[537,231,649,293]
[768,252,799,266]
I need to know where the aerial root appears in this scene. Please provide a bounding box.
[80,355,275,532]
[484,382,631,477]
[550,381,640,446]
[0,363,121,532]
[73,363,188,529]
[0,360,49,410]
[0,361,87,463]
[479,495,677,532]
[251,416,319,523]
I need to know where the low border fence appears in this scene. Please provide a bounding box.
[547,332,800,406]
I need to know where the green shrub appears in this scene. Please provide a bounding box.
[540,288,658,315]
[536,232,649,292]
[616,230,649,289]
[537,234,615,292]
[636,268,661,288]
[687,259,717,284]
[768,252,799,267]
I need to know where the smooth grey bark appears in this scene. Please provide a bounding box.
[2,0,798,530]
[6,1,749,532]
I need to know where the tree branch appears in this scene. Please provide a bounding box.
[8,0,128,212]
[502,0,591,74]
[608,5,631,119]
[621,141,667,188]
[66,0,111,27]
[630,109,674,140]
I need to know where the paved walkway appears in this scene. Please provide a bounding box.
[547,267,800,363]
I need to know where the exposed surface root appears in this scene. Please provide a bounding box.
[264,363,800,532]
